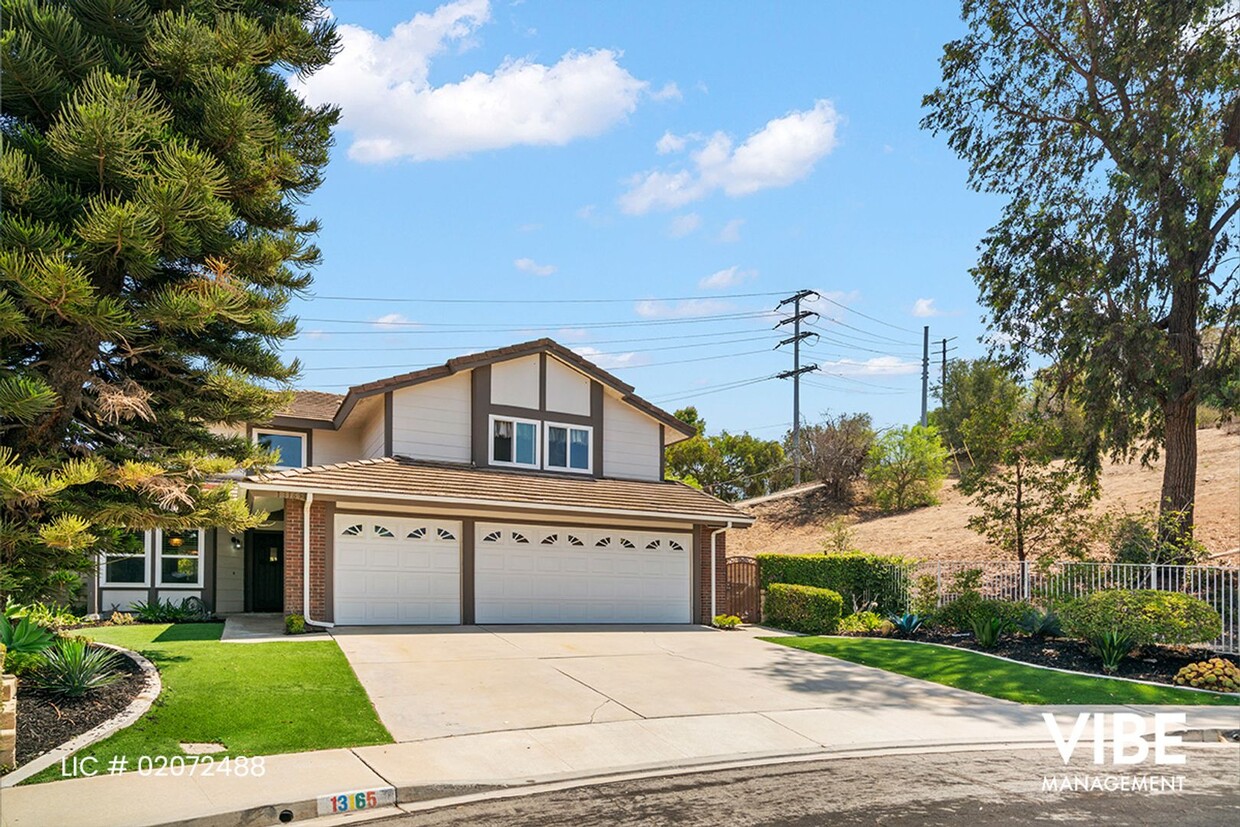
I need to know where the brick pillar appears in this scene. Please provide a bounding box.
[284,498,304,615]
[283,497,329,619]
[698,527,727,623]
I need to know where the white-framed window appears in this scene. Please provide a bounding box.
[544,422,592,473]
[156,528,205,588]
[490,415,539,468]
[254,428,307,469]
[100,531,149,587]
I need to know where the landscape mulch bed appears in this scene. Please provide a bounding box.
[8,650,148,770]
[847,628,1227,686]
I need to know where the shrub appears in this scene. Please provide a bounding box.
[970,615,1011,649]
[1106,509,1207,566]
[1017,608,1062,638]
[1088,630,1136,674]
[131,597,212,624]
[712,614,743,630]
[5,651,47,676]
[889,613,925,637]
[1059,590,1222,648]
[911,574,939,617]
[0,642,5,673]
[33,639,123,697]
[838,611,885,633]
[20,602,80,630]
[0,615,54,654]
[1173,658,1239,693]
[864,424,949,511]
[757,553,914,617]
[285,613,306,635]
[109,611,135,626]
[763,584,843,635]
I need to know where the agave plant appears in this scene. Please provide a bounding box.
[33,639,123,697]
[970,614,1012,649]
[1088,630,1136,675]
[1016,608,1062,639]
[0,615,54,654]
[889,613,924,637]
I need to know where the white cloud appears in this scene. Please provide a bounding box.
[668,212,702,238]
[618,100,841,214]
[656,131,688,154]
[372,313,415,330]
[717,218,744,243]
[293,0,648,162]
[912,298,942,317]
[698,265,756,290]
[825,357,920,376]
[514,257,556,276]
[651,82,682,101]
[634,298,733,318]
[572,346,643,369]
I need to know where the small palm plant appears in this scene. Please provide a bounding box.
[33,639,123,697]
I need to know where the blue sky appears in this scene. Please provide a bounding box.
[286,0,1003,437]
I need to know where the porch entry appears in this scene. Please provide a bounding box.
[247,530,284,612]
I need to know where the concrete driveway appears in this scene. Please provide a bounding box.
[330,624,990,743]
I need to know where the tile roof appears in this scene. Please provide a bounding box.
[246,458,752,525]
[275,391,344,422]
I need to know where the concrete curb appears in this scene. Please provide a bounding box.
[810,634,1240,698]
[0,643,162,787]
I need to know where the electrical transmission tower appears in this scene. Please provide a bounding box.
[775,290,820,485]
[938,336,958,403]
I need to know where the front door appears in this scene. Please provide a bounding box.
[249,531,284,612]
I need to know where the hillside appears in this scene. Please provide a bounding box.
[730,427,1240,562]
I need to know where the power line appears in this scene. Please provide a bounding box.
[296,310,775,334]
[304,290,792,305]
[814,295,920,335]
[287,331,780,353]
[817,317,921,346]
[652,373,780,404]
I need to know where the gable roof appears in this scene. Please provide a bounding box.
[245,457,752,525]
[331,338,694,437]
[274,391,345,425]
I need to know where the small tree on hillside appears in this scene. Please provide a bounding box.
[865,425,950,511]
[798,412,874,501]
[933,359,1023,467]
[962,418,1099,563]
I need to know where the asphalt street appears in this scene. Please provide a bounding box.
[381,746,1240,826]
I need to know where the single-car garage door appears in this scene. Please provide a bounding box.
[475,522,692,623]
[334,516,461,625]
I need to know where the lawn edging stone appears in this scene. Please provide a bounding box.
[1,643,162,788]
[795,634,1240,700]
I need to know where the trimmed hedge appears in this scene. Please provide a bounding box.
[1058,590,1222,647]
[763,583,843,634]
[757,553,914,615]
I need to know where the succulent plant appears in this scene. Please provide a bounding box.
[1173,658,1239,693]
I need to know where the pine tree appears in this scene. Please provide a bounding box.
[0,1,339,598]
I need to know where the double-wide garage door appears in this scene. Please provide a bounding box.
[332,515,692,625]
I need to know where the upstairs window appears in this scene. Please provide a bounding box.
[491,416,538,468]
[255,429,306,469]
[545,423,592,473]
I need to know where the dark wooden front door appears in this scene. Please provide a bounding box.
[249,531,284,612]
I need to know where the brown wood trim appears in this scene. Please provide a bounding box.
[590,381,604,478]
[203,528,217,612]
[538,353,547,414]
[332,505,696,534]
[489,403,592,427]
[461,518,476,625]
[323,500,335,622]
[691,524,703,624]
[659,424,666,481]
[383,392,394,457]
[471,365,491,466]
[270,415,336,430]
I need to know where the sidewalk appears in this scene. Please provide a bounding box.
[4,703,1237,827]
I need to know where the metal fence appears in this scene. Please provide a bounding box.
[901,560,1240,655]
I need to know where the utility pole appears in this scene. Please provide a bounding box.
[775,290,820,485]
[920,325,930,427]
[939,336,958,404]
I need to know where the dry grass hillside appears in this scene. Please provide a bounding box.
[730,427,1240,563]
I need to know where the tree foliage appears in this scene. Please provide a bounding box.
[0,1,339,597]
[796,412,874,502]
[933,358,1023,465]
[864,425,949,512]
[664,407,788,501]
[923,0,1240,541]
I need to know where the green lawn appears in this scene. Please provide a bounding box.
[29,623,392,784]
[767,636,1240,706]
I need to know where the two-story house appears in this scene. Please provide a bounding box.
[88,339,752,626]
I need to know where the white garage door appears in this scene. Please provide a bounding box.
[475,522,692,624]
[334,516,461,625]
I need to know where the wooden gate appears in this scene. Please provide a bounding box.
[725,556,760,622]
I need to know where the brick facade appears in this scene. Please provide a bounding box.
[283,497,329,619]
[697,526,727,624]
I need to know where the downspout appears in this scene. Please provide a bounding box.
[302,492,334,628]
[709,522,733,621]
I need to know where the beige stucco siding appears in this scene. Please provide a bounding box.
[313,428,362,466]
[214,529,244,614]
[491,354,540,409]
[545,357,591,416]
